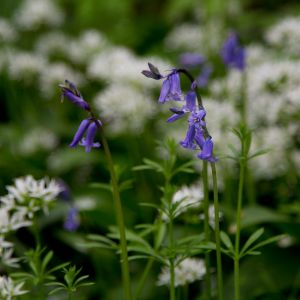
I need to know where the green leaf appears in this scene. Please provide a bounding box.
[89,182,112,191]
[248,149,270,160]
[87,234,116,246]
[240,227,264,256]
[245,234,285,254]
[220,231,234,251]
[48,287,65,295]
[41,251,53,274]
[119,179,134,192]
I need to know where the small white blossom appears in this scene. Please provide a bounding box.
[157,258,206,287]
[0,276,28,299]
[14,0,64,30]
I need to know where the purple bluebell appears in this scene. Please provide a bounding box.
[167,91,196,123]
[59,80,91,111]
[69,118,102,152]
[159,70,182,103]
[193,65,213,88]
[221,32,245,71]
[64,207,80,232]
[197,137,217,162]
[180,124,196,149]
[179,53,205,68]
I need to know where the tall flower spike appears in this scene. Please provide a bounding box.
[221,32,245,71]
[59,80,91,111]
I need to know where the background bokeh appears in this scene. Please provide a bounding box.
[1,0,300,299]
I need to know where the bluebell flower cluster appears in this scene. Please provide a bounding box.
[142,64,217,162]
[59,80,102,152]
[221,32,246,71]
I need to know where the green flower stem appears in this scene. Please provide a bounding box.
[99,129,132,300]
[234,157,246,300]
[169,214,176,300]
[134,258,154,300]
[210,162,224,300]
[202,161,211,299]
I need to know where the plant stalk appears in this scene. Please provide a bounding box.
[210,162,224,300]
[99,129,132,300]
[202,161,211,299]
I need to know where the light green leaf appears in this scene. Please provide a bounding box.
[240,227,264,256]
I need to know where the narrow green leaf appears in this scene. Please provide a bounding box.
[240,227,264,255]
[41,251,53,273]
[48,287,65,295]
[220,231,234,250]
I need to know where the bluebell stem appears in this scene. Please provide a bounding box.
[221,32,245,71]
[59,80,132,300]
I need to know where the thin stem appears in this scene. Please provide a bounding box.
[202,161,211,299]
[234,159,246,300]
[99,129,132,300]
[134,258,154,300]
[169,215,176,300]
[210,162,224,300]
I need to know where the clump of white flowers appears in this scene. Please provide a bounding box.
[0,18,18,43]
[14,0,64,30]
[4,175,61,219]
[0,276,28,298]
[157,257,206,287]
[199,204,223,229]
[93,84,156,135]
[265,16,300,56]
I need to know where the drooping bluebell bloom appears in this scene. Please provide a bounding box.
[69,118,102,152]
[197,137,217,162]
[158,70,182,103]
[221,32,245,71]
[59,80,91,111]
[167,91,196,123]
[64,206,80,232]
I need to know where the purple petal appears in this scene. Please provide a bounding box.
[69,118,91,147]
[194,129,205,149]
[185,91,196,111]
[63,90,91,111]
[180,124,196,149]
[169,72,182,100]
[84,122,98,152]
[64,207,80,232]
[197,138,217,162]
[179,53,205,67]
[158,78,171,103]
[167,113,185,123]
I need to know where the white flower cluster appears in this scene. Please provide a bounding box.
[0,18,18,43]
[14,0,64,30]
[3,175,61,220]
[157,257,206,287]
[0,276,27,298]
[19,127,58,155]
[0,237,20,268]
[164,22,224,55]
[93,83,156,135]
[265,16,300,56]
[7,50,47,84]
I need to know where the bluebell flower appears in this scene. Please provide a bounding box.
[197,137,217,162]
[159,70,182,103]
[167,91,197,123]
[64,207,80,232]
[179,53,205,68]
[59,80,91,111]
[221,32,245,71]
[69,118,102,152]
